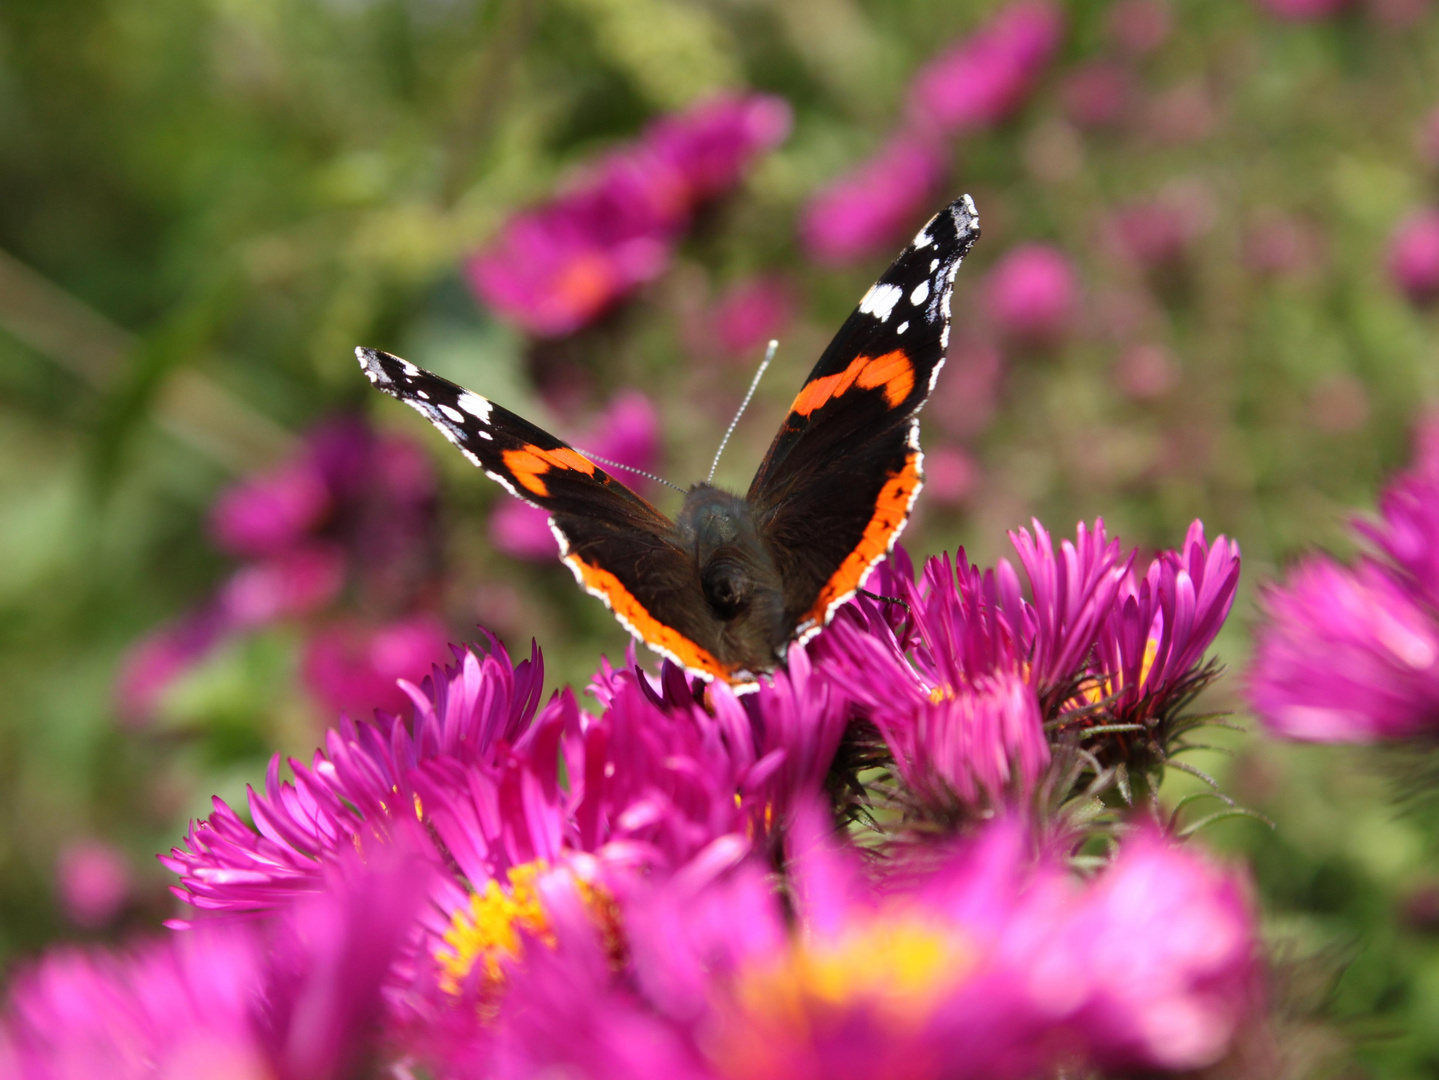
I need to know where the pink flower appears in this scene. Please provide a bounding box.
[1071,828,1260,1072]
[1250,557,1439,741]
[646,94,793,204]
[799,135,948,265]
[1114,343,1180,400]
[1242,210,1327,278]
[209,459,331,559]
[709,275,795,358]
[6,843,431,1080]
[1060,62,1135,130]
[929,338,1003,440]
[923,445,979,506]
[986,243,1078,344]
[1387,208,1439,305]
[1107,0,1173,54]
[1104,192,1213,269]
[301,614,454,719]
[113,608,228,725]
[490,392,661,562]
[1256,0,1352,18]
[908,1,1066,135]
[467,94,790,337]
[217,543,346,628]
[56,841,130,929]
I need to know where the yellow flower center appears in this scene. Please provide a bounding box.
[735,912,971,1027]
[434,860,622,998]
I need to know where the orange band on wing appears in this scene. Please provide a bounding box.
[789,349,915,417]
[564,555,735,682]
[501,445,597,498]
[804,450,923,626]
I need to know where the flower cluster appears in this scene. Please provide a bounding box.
[16,518,1264,1078]
[802,2,1064,264]
[467,94,791,338]
[115,418,450,724]
[1250,419,1439,741]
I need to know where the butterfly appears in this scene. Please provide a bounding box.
[358,194,979,693]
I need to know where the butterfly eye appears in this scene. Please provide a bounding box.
[702,560,752,620]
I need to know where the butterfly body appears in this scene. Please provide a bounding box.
[359,194,980,692]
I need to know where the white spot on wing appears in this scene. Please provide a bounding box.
[439,404,465,423]
[910,280,929,306]
[457,392,492,422]
[913,227,934,249]
[858,282,903,322]
[897,321,909,334]
[401,361,420,377]
[930,258,939,272]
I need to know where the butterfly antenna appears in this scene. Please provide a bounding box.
[574,449,687,493]
[708,338,777,484]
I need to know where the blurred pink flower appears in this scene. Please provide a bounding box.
[1114,343,1180,400]
[907,1,1065,135]
[1367,0,1431,28]
[114,608,228,725]
[930,339,1003,440]
[1255,0,1352,17]
[56,841,131,929]
[986,243,1078,344]
[709,275,795,358]
[924,445,980,506]
[209,460,331,559]
[1060,62,1135,130]
[217,543,346,629]
[1073,828,1260,1072]
[301,613,453,719]
[799,135,948,265]
[1387,208,1439,305]
[1107,0,1173,54]
[1249,558,1439,741]
[1105,194,1212,269]
[646,94,793,204]
[1243,211,1327,278]
[1140,81,1218,144]
[468,94,790,337]
[490,392,661,563]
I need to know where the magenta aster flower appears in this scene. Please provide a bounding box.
[1091,521,1241,729]
[4,843,430,1080]
[55,841,130,929]
[707,275,795,359]
[165,635,549,915]
[1250,557,1439,741]
[907,1,1065,136]
[468,94,790,337]
[116,417,440,725]
[300,613,454,718]
[464,814,1258,1080]
[1387,208,1439,306]
[1250,425,1439,742]
[985,243,1079,345]
[1063,826,1260,1072]
[799,134,948,265]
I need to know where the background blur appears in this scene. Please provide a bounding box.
[2,0,1439,1074]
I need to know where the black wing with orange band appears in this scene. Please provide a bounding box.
[747,195,981,640]
[356,348,740,682]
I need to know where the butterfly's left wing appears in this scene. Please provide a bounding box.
[747,195,981,641]
[357,348,743,683]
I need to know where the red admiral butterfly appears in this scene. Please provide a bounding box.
[359,194,979,693]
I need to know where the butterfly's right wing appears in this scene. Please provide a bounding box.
[357,348,738,682]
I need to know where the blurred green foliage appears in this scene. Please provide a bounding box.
[4,0,1439,1074]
